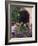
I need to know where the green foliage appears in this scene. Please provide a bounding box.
[11,7,20,22]
[20,25,27,32]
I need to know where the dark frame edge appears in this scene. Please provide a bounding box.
[5,1,8,45]
[35,3,37,42]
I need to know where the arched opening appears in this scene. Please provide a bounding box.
[19,10,29,24]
